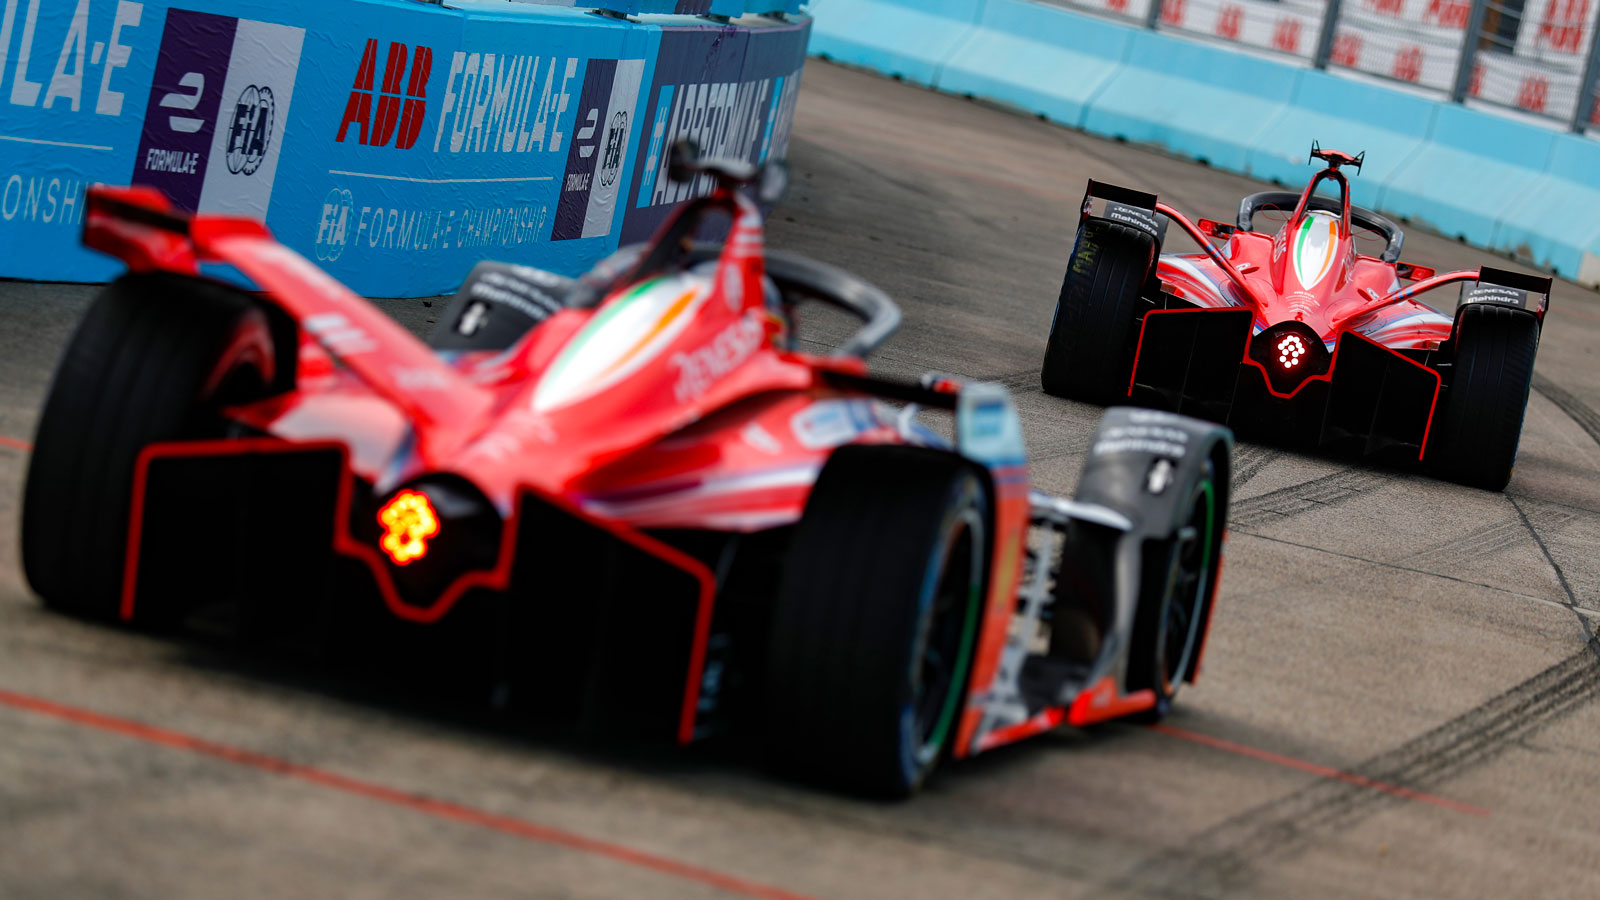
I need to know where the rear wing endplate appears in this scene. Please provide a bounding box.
[1082,180,1167,244]
[1458,266,1552,320]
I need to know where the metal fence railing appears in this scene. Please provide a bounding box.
[1040,0,1600,133]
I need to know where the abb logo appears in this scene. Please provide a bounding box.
[1516,74,1550,113]
[1537,0,1589,53]
[1330,32,1362,67]
[1105,0,1129,13]
[1366,0,1405,16]
[1216,5,1243,40]
[1470,63,1485,97]
[1272,17,1302,54]
[338,40,434,149]
[1161,0,1186,26]
[1392,46,1423,82]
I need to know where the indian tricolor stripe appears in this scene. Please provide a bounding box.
[532,275,706,412]
[1292,213,1338,289]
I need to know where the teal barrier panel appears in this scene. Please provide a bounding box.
[1378,104,1556,249]
[936,0,1132,129]
[1490,134,1600,280]
[807,0,984,87]
[1080,29,1297,173]
[0,0,811,296]
[1243,71,1439,212]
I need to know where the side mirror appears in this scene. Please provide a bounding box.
[759,161,789,205]
[667,138,701,185]
[1197,218,1236,240]
[1395,261,1436,282]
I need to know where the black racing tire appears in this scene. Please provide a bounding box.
[766,446,990,798]
[1427,304,1539,491]
[21,272,278,624]
[1041,218,1156,405]
[1126,458,1222,721]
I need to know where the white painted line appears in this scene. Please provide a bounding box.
[327,169,554,184]
[0,134,113,151]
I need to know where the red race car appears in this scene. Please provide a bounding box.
[23,145,1232,797]
[1043,143,1550,490]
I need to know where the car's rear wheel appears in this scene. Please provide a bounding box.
[1041,218,1156,405]
[22,273,279,624]
[1126,458,1221,720]
[1427,304,1539,491]
[766,446,989,797]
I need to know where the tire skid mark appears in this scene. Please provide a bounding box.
[1407,510,1576,574]
[1230,443,1283,490]
[1228,467,1388,529]
[1534,374,1600,449]
[1509,495,1599,641]
[1228,531,1583,612]
[1097,643,1600,899]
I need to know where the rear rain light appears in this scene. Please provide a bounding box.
[379,489,439,565]
[1277,334,1307,369]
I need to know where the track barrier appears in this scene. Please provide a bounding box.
[0,0,810,296]
[809,0,1600,286]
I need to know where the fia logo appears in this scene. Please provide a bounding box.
[315,187,355,262]
[599,111,628,189]
[225,85,274,175]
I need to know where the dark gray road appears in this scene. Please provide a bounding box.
[2,62,1599,899]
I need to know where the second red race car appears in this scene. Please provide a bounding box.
[1042,143,1550,490]
[23,143,1234,797]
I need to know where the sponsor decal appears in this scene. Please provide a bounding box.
[1,0,143,116]
[671,312,765,402]
[315,186,354,262]
[791,399,879,450]
[337,39,432,149]
[621,26,807,242]
[316,188,549,261]
[132,9,233,209]
[1092,414,1191,459]
[1105,200,1167,243]
[432,51,577,155]
[0,174,86,225]
[132,9,303,213]
[224,84,272,175]
[1460,283,1529,308]
[552,57,644,241]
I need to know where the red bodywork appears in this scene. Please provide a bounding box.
[1098,151,1549,462]
[81,184,1060,755]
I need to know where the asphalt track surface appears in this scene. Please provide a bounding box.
[3,62,1600,899]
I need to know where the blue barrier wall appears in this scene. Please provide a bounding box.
[809,0,1600,287]
[0,0,810,296]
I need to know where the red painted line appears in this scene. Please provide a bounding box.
[1149,723,1491,817]
[0,687,828,900]
[0,434,31,452]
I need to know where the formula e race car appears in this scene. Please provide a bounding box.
[1042,144,1550,491]
[23,144,1233,798]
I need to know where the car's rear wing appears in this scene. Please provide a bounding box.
[1458,266,1552,320]
[1081,180,1168,244]
[82,185,493,454]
